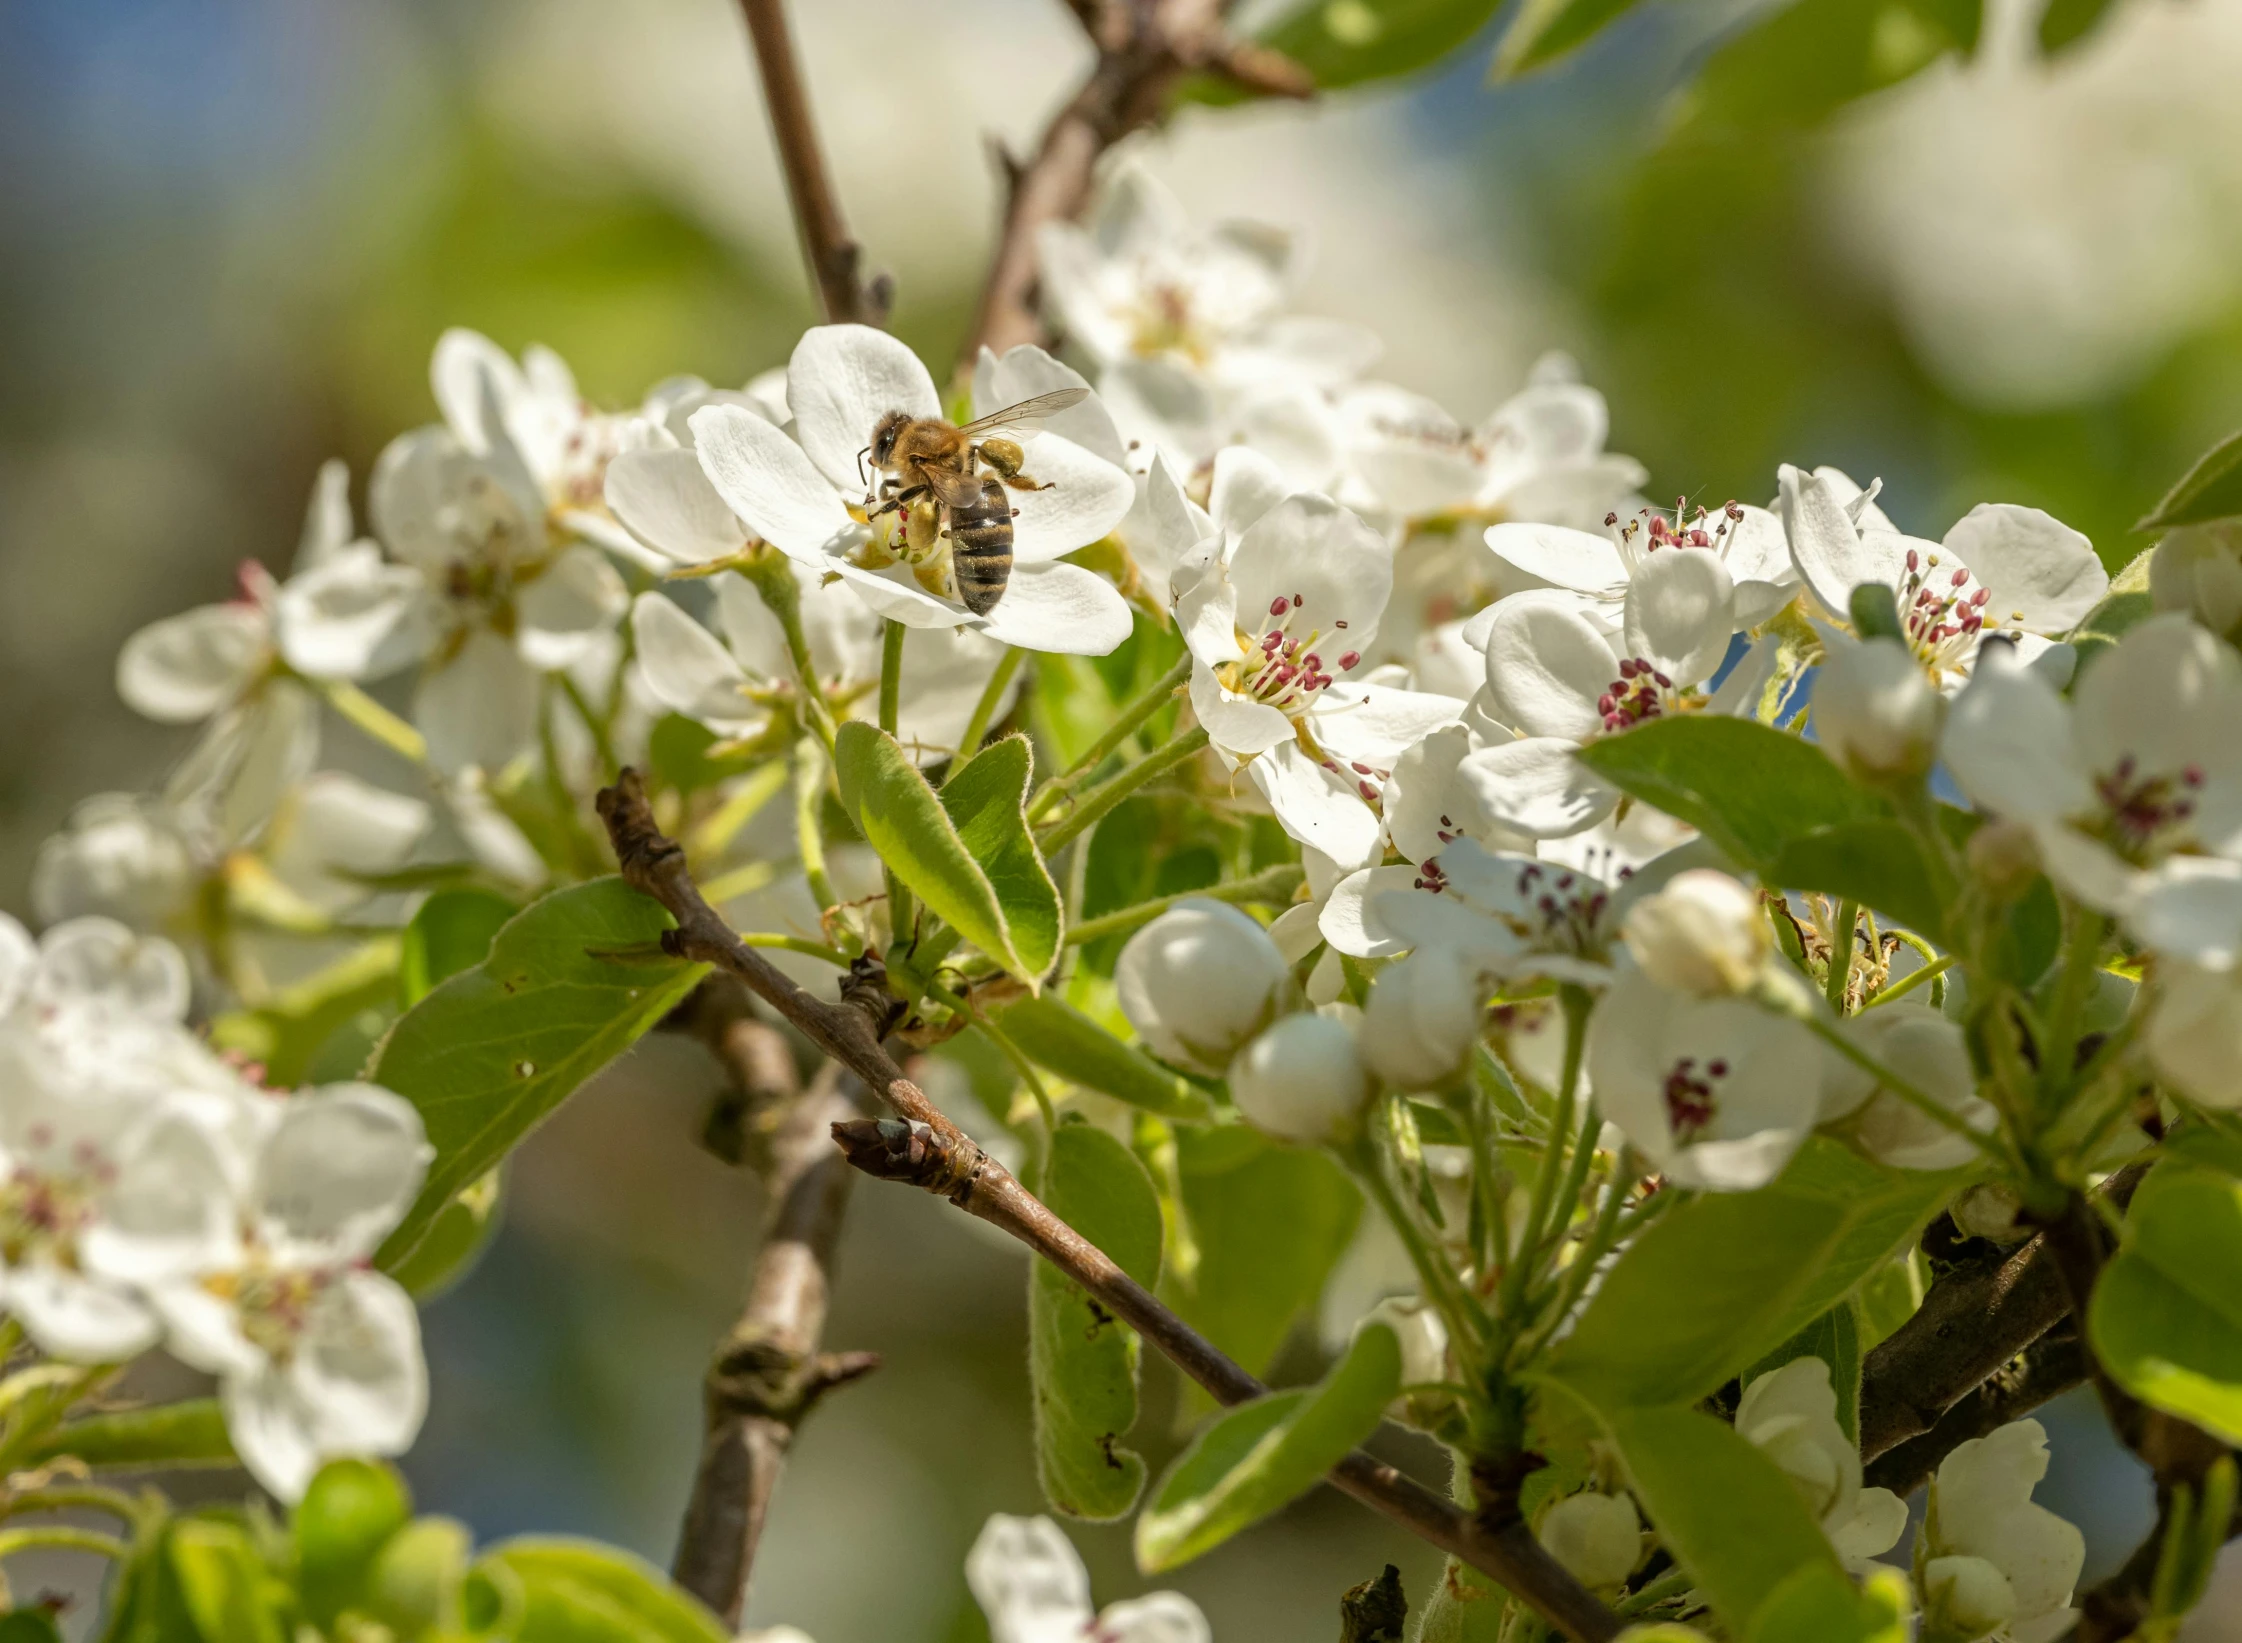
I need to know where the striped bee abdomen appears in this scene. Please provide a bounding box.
[949,475,1014,615]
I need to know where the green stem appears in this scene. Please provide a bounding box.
[1459,1079,1513,1282]
[1026,653,1191,822]
[2043,907,2109,1100]
[1040,726,1210,854]
[878,622,915,941]
[1617,1569,1694,1617]
[927,976,1054,1129]
[687,759,791,861]
[1497,987,1589,1332]
[1825,897,1860,1012]
[1864,952,1955,1010]
[0,1526,127,1560]
[793,739,838,913]
[319,679,427,764]
[1800,1014,2007,1160]
[1057,819,1097,989]
[1063,864,1304,947]
[740,932,854,968]
[690,860,777,906]
[554,670,620,780]
[0,1485,140,1523]
[951,646,1025,771]
[1348,1128,1489,1368]
[1521,1149,1634,1362]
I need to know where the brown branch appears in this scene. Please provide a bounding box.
[1857,1165,2146,1465]
[594,769,1622,1643]
[962,0,1312,364]
[1864,1333,2086,1498]
[669,979,877,1624]
[736,0,888,326]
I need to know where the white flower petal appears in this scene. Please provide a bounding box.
[274,546,429,682]
[517,545,626,671]
[1324,865,1446,959]
[414,629,538,776]
[1007,434,1135,563]
[82,1105,239,1285]
[1622,548,1736,685]
[1314,685,1464,768]
[976,562,1133,656]
[604,447,748,566]
[1481,595,1616,741]
[1207,446,1291,541]
[292,1271,428,1460]
[117,604,270,723]
[1228,494,1392,659]
[973,346,1126,468]
[1095,1594,1210,1643]
[255,1086,431,1261]
[966,1515,1095,1643]
[4,1267,160,1363]
[35,917,191,1023]
[1778,464,1904,619]
[824,561,974,629]
[222,1363,325,1503]
[789,324,941,492]
[1190,667,1294,758]
[1940,645,2094,823]
[1943,504,2108,635]
[633,593,763,735]
[294,459,356,573]
[1249,740,1383,869]
[1458,738,1617,839]
[2128,856,2242,968]
[691,404,866,566]
[1484,523,1629,598]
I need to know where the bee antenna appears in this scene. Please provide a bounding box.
[857,444,870,487]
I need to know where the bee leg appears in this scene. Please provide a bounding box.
[866,483,928,522]
[998,471,1053,493]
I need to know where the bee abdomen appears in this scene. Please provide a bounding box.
[950,476,1014,615]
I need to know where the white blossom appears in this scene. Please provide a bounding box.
[967,1513,1209,1643]
[1916,1421,2084,1643]
[1814,632,1944,783]
[1620,869,1771,1000]
[1819,1004,1996,1170]
[31,794,199,932]
[2150,520,2242,641]
[1358,948,1482,1089]
[1586,968,1824,1190]
[1536,1492,1643,1590]
[1736,1358,1907,1574]
[686,326,1133,650]
[1484,496,1795,635]
[1228,1011,1370,1146]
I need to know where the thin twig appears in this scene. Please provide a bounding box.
[1863,1333,2087,1498]
[670,980,878,1625]
[962,0,1312,364]
[594,770,1621,1643]
[735,0,887,326]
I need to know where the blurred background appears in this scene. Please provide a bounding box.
[6,0,2242,1635]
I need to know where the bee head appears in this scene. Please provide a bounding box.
[868,411,909,471]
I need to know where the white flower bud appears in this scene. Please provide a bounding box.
[1620,870,1770,998]
[1359,950,1482,1090]
[2151,521,2242,641]
[1536,1492,1641,1590]
[1115,900,1291,1074]
[1361,1295,1449,1390]
[1964,817,2041,903]
[1814,635,1941,782]
[1227,1012,1369,1146]
[1923,1554,2017,1639]
[1952,1182,2028,1245]
[2146,962,2242,1109]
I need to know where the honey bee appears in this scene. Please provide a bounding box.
[861,387,1090,614]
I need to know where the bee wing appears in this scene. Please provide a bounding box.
[956,387,1091,439]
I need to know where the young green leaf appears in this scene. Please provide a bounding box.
[208,939,401,1087]
[371,878,707,1266]
[2137,428,2242,531]
[940,734,1062,979]
[398,887,518,1007]
[1168,1128,1363,1388]
[994,996,1211,1120]
[1494,0,1647,80]
[22,1400,235,1472]
[2037,0,2120,56]
[1410,1556,1508,1641]
[1744,1303,1864,1444]
[1029,1123,1165,1521]
[1136,1321,1401,1571]
[1748,1563,1913,1643]
[295,1459,413,1628]
[1574,717,1888,872]
[2091,1166,2242,1444]
[387,1168,505,1300]
[1547,1141,1962,1408]
[478,1539,729,1643]
[1769,821,1950,941]
[834,722,1055,986]
[1203,0,1508,104]
[169,1521,288,1643]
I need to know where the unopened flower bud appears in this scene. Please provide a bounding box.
[1923,1554,2016,1639]
[2151,521,2242,641]
[1359,950,1482,1089]
[1952,1182,2028,1244]
[1362,1295,1450,1391]
[1228,1012,1369,1146]
[1620,870,1770,998]
[1965,817,2041,904]
[1814,635,1940,783]
[1536,1492,1642,1590]
[1116,900,1291,1075]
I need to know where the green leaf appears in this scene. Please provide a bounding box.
[1030,1123,1165,1520]
[479,1539,729,1643]
[1235,1,1507,101]
[995,997,1211,1120]
[2038,0,2122,56]
[2164,1118,2242,1180]
[1682,0,1977,134]
[295,1459,412,1628]
[1169,1128,1362,1384]
[1557,1394,1840,1631]
[1547,1140,1962,1408]
[1574,718,1887,872]
[0,1613,63,1643]
[834,722,1056,986]
[1744,1303,1863,1444]
[169,1521,287,1643]
[2092,1165,2242,1444]
[1411,1558,1508,1641]
[2138,428,2242,531]
[1749,1564,1913,1643]
[398,888,519,1007]
[208,940,401,1086]
[1494,0,1646,78]
[1770,821,1948,939]
[22,1400,234,1472]
[371,878,707,1266]
[1136,1322,1401,1571]
[366,1517,472,1637]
